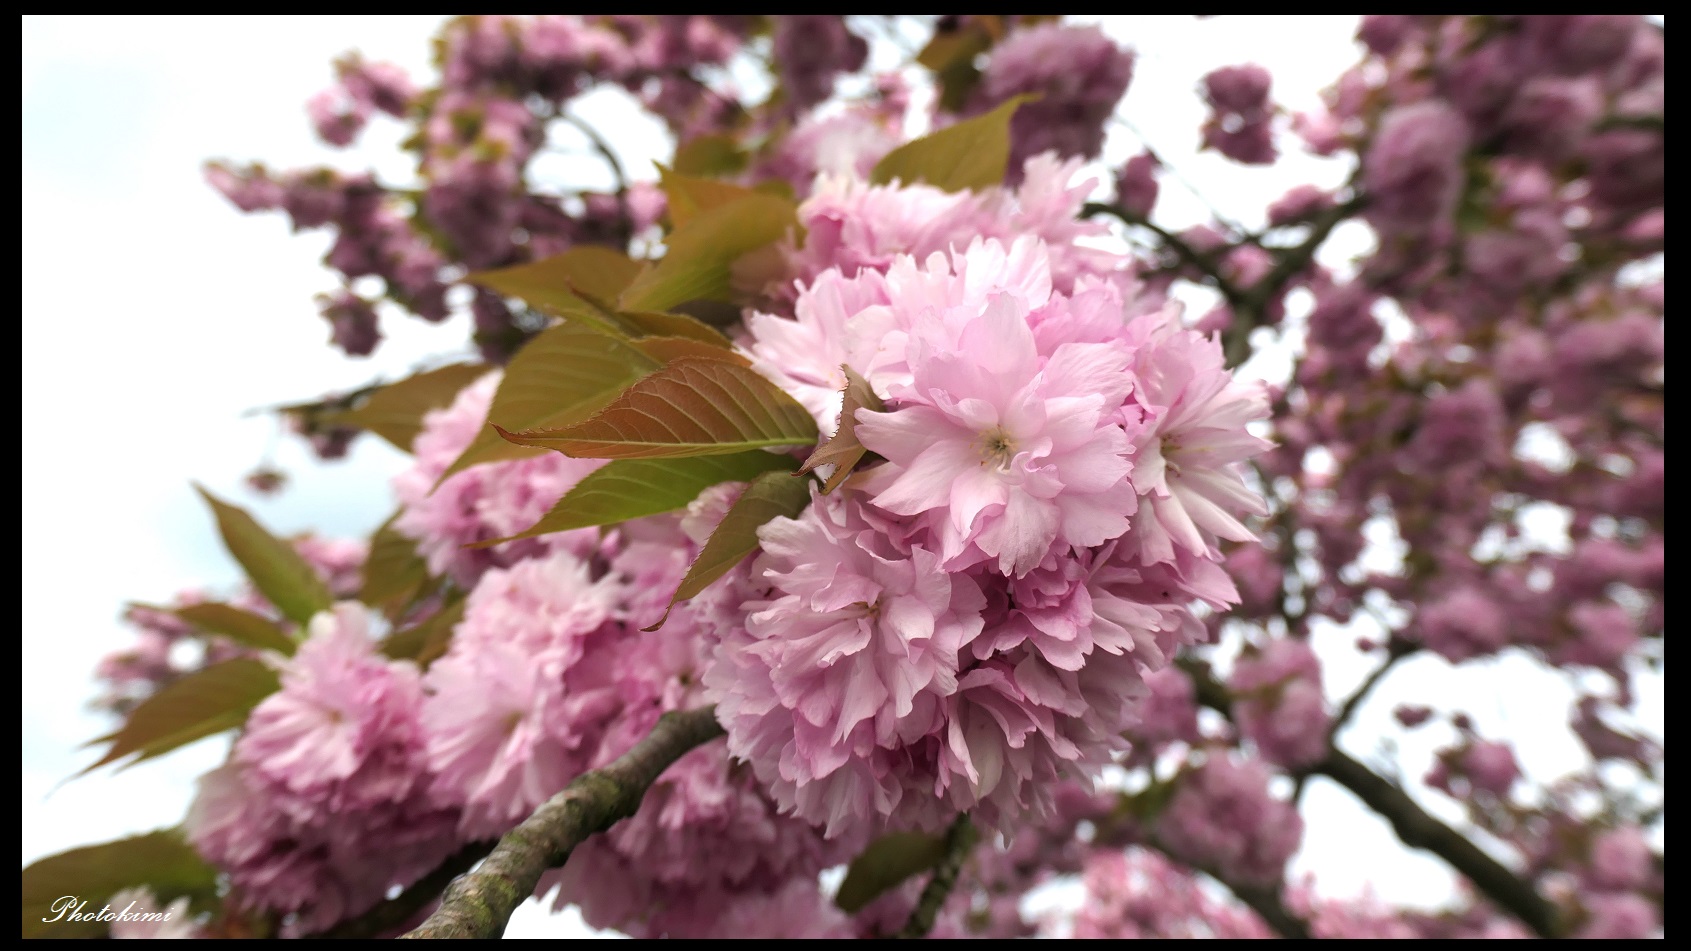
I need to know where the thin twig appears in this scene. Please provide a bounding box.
[558,111,634,246]
[1109,115,1246,235]
[1328,638,1418,744]
[1222,193,1365,368]
[400,707,726,939]
[1084,201,1247,307]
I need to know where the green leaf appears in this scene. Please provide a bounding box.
[645,469,811,630]
[319,363,488,453]
[174,603,295,655]
[752,177,798,203]
[798,365,885,494]
[671,134,749,179]
[660,167,765,230]
[467,245,644,315]
[618,192,797,312]
[379,597,465,669]
[834,831,948,914]
[194,486,333,626]
[467,242,734,347]
[437,320,659,483]
[495,357,817,459]
[870,94,1036,192]
[82,658,280,774]
[359,516,432,620]
[473,451,798,546]
[22,829,219,939]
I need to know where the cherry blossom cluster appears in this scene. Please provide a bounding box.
[206,16,869,368]
[714,156,1271,836]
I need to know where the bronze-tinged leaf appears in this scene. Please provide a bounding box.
[319,362,488,453]
[834,831,949,913]
[798,365,886,494]
[81,658,280,774]
[618,192,798,313]
[359,516,431,620]
[379,597,465,669]
[619,309,735,347]
[495,357,817,460]
[634,335,752,367]
[644,469,812,630]
[193,486,333,626]
[870,94,1036,192]
[436,320,659,484]
[470,451,798,547]
[466,245,644,317]
[174,603,295,655]
[22,829,220,938]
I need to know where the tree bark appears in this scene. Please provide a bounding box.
[400,707,725,939]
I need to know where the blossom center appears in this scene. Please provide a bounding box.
[1162,434,1184,477]
[976,427,1018,471]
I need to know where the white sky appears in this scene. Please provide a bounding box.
[20,14,1662,937]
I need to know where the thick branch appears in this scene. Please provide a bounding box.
[895,813,976,939]
[400,707,725,939]
[1178,659,1562,938]
[1225,878,1313,940]
[1139,835,1311,940]
[1310,749,1561,938]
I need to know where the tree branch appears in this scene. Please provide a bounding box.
[895,813,976,939]
[1328,638,1418,743]
[1310,749,1562,938]
[1224,878,1313,940]
[1083,202,1247,308]
[1140,836,1312,940]
[558,111,634,246]
[1177,659,1563,938]
[1085,193,1366,368]
[400,707,726,939]
[1223,193,1364,368]
[1106,117,1247,235]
